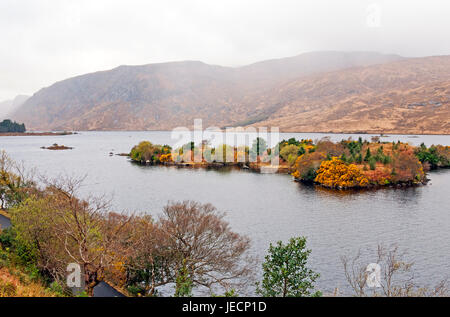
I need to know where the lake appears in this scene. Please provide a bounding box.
[1,131,450,295]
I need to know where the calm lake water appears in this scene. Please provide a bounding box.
[1,131,450,295]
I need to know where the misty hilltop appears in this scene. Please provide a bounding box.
[0,95,29,120]
[10,51,450,134]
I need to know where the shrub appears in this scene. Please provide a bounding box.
[292,152,326,181]
[392,151,425,183]
[414,144,439,167]
[369,157,377,170]
[315,140,345,157]
[280,145,300,165]
[435,145,450,167]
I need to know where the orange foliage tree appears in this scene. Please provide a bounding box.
[391,150,425,183]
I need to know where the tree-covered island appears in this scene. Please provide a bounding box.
[129,137,450,189]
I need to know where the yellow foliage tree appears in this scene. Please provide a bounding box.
[160,153,172,163]
[315,157,369,188]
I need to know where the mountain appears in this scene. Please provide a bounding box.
[0,95,29,120]
[246,56,450,134]
[10,51,449,134]
[235,51,403,88]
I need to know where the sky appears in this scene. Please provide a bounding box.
[1,0,450,101]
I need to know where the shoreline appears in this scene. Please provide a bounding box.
[21,129,450,136]
[131,159,292,174]
[294,177,429,190]
[128,159,443,190]
[0,131,75,136]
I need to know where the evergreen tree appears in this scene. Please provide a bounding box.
[356,153,363,164]
[0,119,26,133]
[364,148,372,162]
[256,237,321,297]
[174,259,193,297]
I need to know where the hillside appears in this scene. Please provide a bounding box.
[249,56,450,134]
[10,52,450,134]
[0,95,29,120]
[11,51,406,132]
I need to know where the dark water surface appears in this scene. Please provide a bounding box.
[1,131,449,295]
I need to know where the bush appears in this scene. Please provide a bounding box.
[292,152,326,181]
[0,282,17,296]
[280,145,300,164]
[0,228,14,249]
[415,144,442,168]
[392,150,425,183]
[369,157,377,170]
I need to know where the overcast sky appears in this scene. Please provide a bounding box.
[1,0,450,100]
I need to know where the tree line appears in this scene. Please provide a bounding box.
[0,119,26,133]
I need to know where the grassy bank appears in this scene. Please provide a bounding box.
[0,227,63,297]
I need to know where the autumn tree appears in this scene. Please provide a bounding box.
[11,176,134,296]
[292,152,326,181]
[314,157,369,188]
[0,151,35,209]
[125,215,174,296]
[279,144,300,165]
[158,201,253,294]
[315,140,345,157]
[435,145,450,167]
[391,150,425,183]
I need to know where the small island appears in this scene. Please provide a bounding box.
[0,119,76,136]
[40,143,73,150]
[127,137,450,190]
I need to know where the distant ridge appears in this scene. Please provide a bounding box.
[10,51,449,134]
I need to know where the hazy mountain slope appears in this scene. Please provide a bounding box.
[13,61,242,130]
[236,51,404,88]
[250,56,450,134]
[0,95,29,120]
[11,51,405,131]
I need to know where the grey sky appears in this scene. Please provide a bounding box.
[1,0,450,100]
